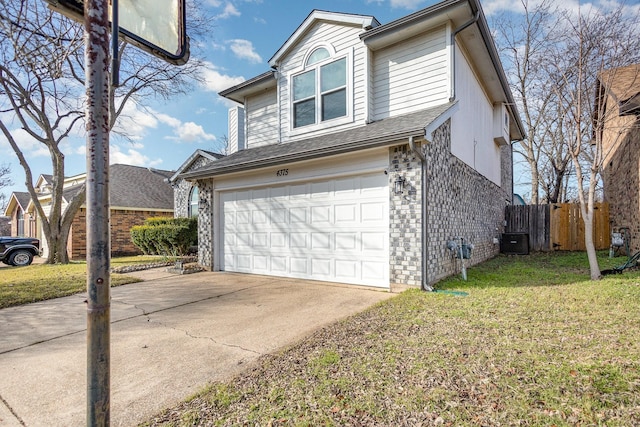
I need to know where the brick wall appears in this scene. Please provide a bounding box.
[69,208,173,259]
[424,120,508,285]
[603,127,640,253]
[389,145,423,287]
[197,180,214,269]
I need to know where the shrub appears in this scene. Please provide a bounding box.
[130,217,197,256]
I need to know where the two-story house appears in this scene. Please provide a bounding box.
[178,0,525,290]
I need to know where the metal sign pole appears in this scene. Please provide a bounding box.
[85,0,111,425]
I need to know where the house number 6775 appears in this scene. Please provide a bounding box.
[276,169,289,176]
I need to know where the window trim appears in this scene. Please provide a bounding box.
[188,185,199,218]
[289,48,353,136]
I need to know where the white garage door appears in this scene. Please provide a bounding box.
[220,173,389,287]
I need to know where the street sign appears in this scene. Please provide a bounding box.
[46,0,189,65]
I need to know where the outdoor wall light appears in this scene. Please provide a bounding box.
[394,176,406,194]
[199,198,208,209]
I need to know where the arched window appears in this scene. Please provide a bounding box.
[16,207,24,236]
[306,47,330,66]
[188,186,199,217]
[292,45,347,129]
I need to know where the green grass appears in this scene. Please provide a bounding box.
[144,251,640,426]
[0,255,167,308]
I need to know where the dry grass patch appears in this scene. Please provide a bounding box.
[145,252,640,426]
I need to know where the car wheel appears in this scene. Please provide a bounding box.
[8,250,34,267]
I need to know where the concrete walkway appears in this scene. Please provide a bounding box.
[0,269,393,426]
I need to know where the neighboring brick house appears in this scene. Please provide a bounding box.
[169,149,224,218]
[5,192,38,238]
[178,0,525,290]
[598,63,640,253]
[3,164,174,259]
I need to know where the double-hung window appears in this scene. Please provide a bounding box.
[292,48,347,129]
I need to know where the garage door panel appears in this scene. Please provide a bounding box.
[311,232,331,250]
[253,232,268,248]
[311,206,331,223]
[220,172,389,287]
[290,207,307,223]
[311,259,332,276]
[335,204,357,223]
[363,261,386,280]
[362,232,386,251]
[271,208,287,224]
[335,259,358,280]
[237,211,250,225]
[253,255,269,270]
[291,233,308,248]
[271,256,287,272]
[290,257,308,274]
[336,232,358,250]
[361,202,385,222]
[271,232,287,248]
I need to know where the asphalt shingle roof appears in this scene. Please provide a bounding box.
[180,103,454,180]
[14,192,31,210]
[109,164,174,210]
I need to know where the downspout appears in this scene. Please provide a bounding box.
[409,136,431,291]
[449,11,480,102]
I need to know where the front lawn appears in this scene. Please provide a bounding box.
[145,251,640,426]
[0,255,170,309]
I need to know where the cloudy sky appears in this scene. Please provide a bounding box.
[1,0,637,200]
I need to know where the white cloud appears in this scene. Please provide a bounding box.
[154,112,217,143]
[200,62,246,93]
[254,17,267,24]
[175,122,217,143]
[1,128,50,158]
[110,145,163,167]
[111,102,159,141]
[216,2,241,19]
[156,113,182,128]
[228,39,262,63]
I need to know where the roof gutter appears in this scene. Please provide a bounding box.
[179,129,425,180]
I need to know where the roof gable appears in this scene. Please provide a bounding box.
[268,10,379,67]
[169,149,224,183]
[3,192,31,216]
[361,0,524,140]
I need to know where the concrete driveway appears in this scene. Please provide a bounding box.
[0,270,393,426]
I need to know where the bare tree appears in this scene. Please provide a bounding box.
[0,163,11,211]
[548,4,640,279]
[493,0,565,204]
[0,0,212,263]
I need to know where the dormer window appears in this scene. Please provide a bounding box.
[292,46,348,129]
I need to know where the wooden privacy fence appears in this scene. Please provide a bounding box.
[504,203,610,252]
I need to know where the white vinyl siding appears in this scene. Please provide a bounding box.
[451,47,501,186]
[246,87,278,148]
[372,26,449,120]
[277,22,368,141]
[228,106,245,154]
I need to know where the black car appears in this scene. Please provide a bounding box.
[0,236,41,266]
